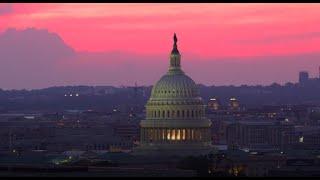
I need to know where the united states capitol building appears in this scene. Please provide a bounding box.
[134,34,213,156]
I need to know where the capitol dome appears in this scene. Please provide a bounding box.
[150,73,199,99]
[134,33,213,157]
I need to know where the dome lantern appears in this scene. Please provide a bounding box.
[168,33,183,75]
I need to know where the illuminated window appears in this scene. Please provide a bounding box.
[299,136,304,143]
[167,129,171,140]
[191,129,194,140]
[171,129,176,140]
[182,129,186,140]
[162,129,165,140]
[177,129,181,140]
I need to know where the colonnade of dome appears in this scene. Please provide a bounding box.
[140,128,211,143]
[146,108,204,119]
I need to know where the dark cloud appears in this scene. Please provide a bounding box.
[0,28,75,90]
[0,3,12,15]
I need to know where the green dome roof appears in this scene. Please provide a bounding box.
[151,73,199,99]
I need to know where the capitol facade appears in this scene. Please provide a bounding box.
[134,34,213,156]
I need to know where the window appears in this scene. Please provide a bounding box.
[177,129,181,140]
[171,129,176,140]
[154,129,158,141]
[150,129,153,141]
[162,129,165,140]
[182,129,186,140]
[191,129,194,140]
[177,110,180,117]
[167,110,170,118]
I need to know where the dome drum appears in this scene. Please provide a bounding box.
[140,119,212,128]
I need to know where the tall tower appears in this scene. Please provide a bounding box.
[133,34,213,157]
[208,97,221,111]
[229,97,240,111]
[299,71,309,84]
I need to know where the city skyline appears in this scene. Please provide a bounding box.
[1,3,320,89]
[1,3,320,177]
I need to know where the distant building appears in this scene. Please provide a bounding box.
[113,122,139,141]
[229,97,240,111]
[208,97,221,111]
[225,120,294,151]
[207,149,287,177]
[284,126,320,150]
[299,71,309,84]
[298,68,320,86]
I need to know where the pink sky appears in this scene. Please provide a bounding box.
[1,3,320,58]
[1,3,320,89]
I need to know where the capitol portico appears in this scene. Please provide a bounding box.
[134,33,213,156]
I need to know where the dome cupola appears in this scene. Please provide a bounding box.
[168,33,183,75]
[150,33,200,99]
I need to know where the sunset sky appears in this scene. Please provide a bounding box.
[1,3,320,89]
